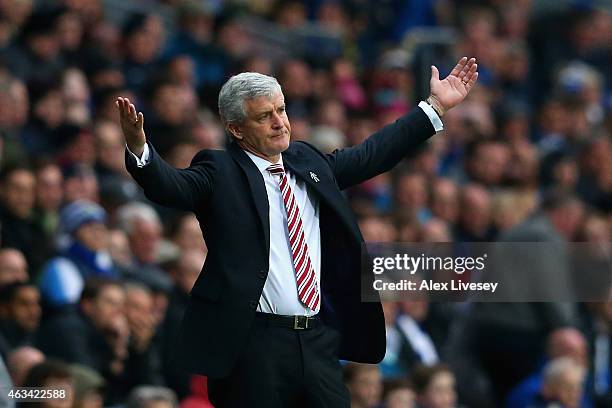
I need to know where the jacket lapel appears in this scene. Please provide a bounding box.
[228,143,270,255]
[283,146,363,242]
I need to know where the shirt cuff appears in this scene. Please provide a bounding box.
[127,143,150,167]
[418,101,444,132]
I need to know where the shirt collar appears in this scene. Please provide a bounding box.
[243,149,285,175]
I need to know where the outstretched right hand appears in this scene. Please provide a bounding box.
[116,97,146,157]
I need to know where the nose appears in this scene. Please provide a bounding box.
[271,111,283,129]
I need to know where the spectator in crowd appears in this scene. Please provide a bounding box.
[107,228,133,269]
[0,282,41,359]
[430,178,460,225]
[32,162,63,241]
[62,163,99,204]
[464,140,510,188]
[6,346,45,387]
[421,218,453,242]
[38,200,118,308]
[19,359,74,408]
[127,386,178,408]
[162,249,204,398]
[124,282,164,384]
[10,11,64,82]
[37,278,161,405]
[163,0,228,90]
[454,184,495,242]
[359,214,397,243]
[142,79,194,158]
[468,190,584,401]
[581,292,612,407]
[344,363,383,408]
[168,214,206,254]
[94,119,141,211]
[528,357,586,408]
[395,172,431,223]
[382,378,416,408]
[116,201,163,267]
[412,363,458,408]
[121,12,165,92]
[380,302,404,378]
[68,364,106,408]
[507,328,591,408]
[0,165,49,271]
[0,248,28,287]
[380,298,444,380]
[115,201,172,320]
[21,78,66,157]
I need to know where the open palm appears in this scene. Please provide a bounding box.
[430,57,478,113]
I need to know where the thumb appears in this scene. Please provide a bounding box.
[431,65,440,82]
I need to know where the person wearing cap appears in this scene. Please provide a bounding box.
[38,200,118,308]
[68,363,106,408]
[118,57,478,406]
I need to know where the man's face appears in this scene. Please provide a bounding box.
[421,371,457,408]
[230,92,291,161]
[87,286,125,330]
[36,166,63,212]
[1,170,36,219]
[75,222,108,252]
[0,250,28,286]
[130,219,161,264]
[125,288,153,328]
[349,368,382,408]
[8,286,41,332]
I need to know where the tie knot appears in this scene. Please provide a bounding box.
[267,164,285,176]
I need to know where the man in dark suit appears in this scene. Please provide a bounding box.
[117,57,478,407]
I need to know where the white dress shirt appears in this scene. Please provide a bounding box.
[244,151,321,316]
[128,103,443,316]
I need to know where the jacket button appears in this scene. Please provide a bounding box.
[259,270,266,279]
[249,301,258,309]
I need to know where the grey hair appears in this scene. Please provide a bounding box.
[542,357,584,387]
[218,72,282,126]
[127,386,177,408]
[116,202,161,235]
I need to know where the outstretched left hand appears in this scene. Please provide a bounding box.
[429,57,478,116]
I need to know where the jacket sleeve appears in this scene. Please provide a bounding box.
[125,143,216,211]
[325,107,436,190]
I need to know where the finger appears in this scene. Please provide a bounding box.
[129,103,138,121]
[116,98,126,117]
[459,58,475,79]
[464,63,478,83]
[467,72,478,88]
[431,65,440,81]
[137,112,144,127]
[119,98,131,120]
[467,62,478,75]
[122,98,131,115]
[450,57,467,77]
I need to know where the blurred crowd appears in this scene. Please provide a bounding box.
[0,0,611,407]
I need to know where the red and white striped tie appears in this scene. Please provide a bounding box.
[267,164,320,311]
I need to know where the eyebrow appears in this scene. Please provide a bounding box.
[255,105,286,118]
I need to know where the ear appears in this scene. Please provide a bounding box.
[227,123,243,140]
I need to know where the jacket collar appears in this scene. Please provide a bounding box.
[229,142,363,245]
[228,142,271,255]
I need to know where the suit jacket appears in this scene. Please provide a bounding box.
[125,107,435,378]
